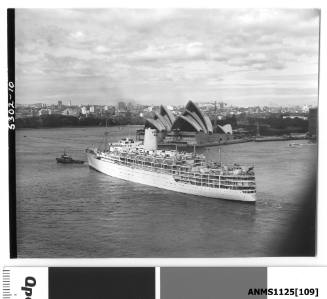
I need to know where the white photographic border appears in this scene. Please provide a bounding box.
[0,0,325,269]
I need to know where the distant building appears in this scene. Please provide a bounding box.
[218,102,226,109]
[302,104,310,113]
[105,106,115,115]
[90,106,95,113]
[62,107,81,116]
[118,101,127,112]
[282,115,308,120]
[81,106,88,115]
[58,100,62,109]
[116,101,127,115]
[127,102,134,111]
[68,100,72,107]
[51,109,62,115]
[39,108,49,116]
[308,108,318,138]
[144,106,153,112]
[16,108,38,118]
[31,109,38,117]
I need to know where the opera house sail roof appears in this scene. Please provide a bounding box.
[145,105,176,132]
[145,101,214,134]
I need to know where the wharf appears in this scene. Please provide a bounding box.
[254,136,308,142]
[158,138,253,149]
[158,135,309,149]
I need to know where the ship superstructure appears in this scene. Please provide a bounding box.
[86,128,256,202]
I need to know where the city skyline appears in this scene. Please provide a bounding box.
[17,99,316,109]
[16,9,320,106]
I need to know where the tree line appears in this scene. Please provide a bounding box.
[16,114,145,129]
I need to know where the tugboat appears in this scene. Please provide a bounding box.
[56,150,84,164]
[288,143,302,148]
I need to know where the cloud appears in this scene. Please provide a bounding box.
[71,31,85,39]
[15,9,320,106]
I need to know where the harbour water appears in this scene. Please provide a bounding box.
[15,126,317,257]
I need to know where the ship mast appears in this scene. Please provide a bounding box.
[214,100,218,130]
[218,147,222,165]
[104,131,109,151]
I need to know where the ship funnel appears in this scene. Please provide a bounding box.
[144,128,158,150]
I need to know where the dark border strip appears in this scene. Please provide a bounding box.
[8,8,17,258]
[48,267,155,299]
[316,8,321,257]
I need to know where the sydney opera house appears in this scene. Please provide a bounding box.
[138,101,233,147]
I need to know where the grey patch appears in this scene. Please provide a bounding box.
[161,267,267,299]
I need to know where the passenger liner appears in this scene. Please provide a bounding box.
[86,128,256,202]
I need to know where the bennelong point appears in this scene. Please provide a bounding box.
[158,137,253,149]
[137,100,235,147]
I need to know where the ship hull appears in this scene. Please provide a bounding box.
[87,153,256,202]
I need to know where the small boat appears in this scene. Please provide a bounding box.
[288,143,302,148]
[56,150,84,164]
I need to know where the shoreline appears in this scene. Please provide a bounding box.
[159,136,311,149]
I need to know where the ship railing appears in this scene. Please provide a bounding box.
[172,171,257,191]
[108,149,252,170]
[242,190,256,194]
[176,169,255,179]
[109,158,174,174]
[109,160,254,181]
[220,184,256,189]
[172,172,256,189]
[100,153,256,182]
[109,151,212,168]
[174,171,255,186]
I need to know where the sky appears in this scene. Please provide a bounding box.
[15,9,320,107]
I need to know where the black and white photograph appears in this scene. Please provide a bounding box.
[11,8,319,257]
